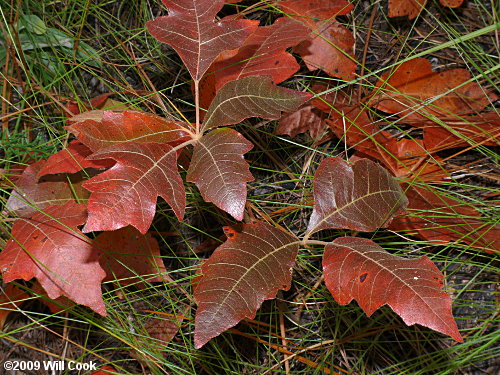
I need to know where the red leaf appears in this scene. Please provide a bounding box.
[323,237,462,341]
[194,222,299,348]
[38,141,114,177]
[146,0,257,80]
[307,157,408,234]
[0,202,107,315]
[0,284,30,329]
[187,128,253,220]
[96,227,168,287]
[374,58,498,119]
[295,21,356,80]
[82,142,185,234]
[211,17,309,91]
[279,0,354,26]
[202,76,312,130]
[68,111,191,152]
[390,186,499,253]
[4,160,90,218]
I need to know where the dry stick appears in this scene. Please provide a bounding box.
[440,131,500,163]
[277,291,291,375]
[61,311,70,365]
[357,5,378,102]
[0,18,12,133]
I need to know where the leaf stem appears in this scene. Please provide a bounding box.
[301,239,330,247]
[194,79,200,136]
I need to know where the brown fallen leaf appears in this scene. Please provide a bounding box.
[390,185,499,253]
[373,58,497,120]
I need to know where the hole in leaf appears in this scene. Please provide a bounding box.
[359,272,368,283]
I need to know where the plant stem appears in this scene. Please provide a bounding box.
[194,78,200,135]
[301,239,331,247]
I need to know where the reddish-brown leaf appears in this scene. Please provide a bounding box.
[388,0,426,18]
[0,284,30,329]
[323,237,462,341]
[211,17,309,91]
[202,76,312,130]
[144,316,181,349]
[146,0,257,80]
[312,92,448,181]
[68,111,191,152]
[82,142,185,234]
[389,0,463,18]
[439,0,464,7]
[38,141,114,177]
[96,227,168,287]
[279,0,354,26]
[374,58,498,119]
[187,128,253,220]
[366,138,450,182]
[275,104,329,139]
[278,1,356,80]
[307,157,408,234]
[194,222,299,348]
[422,112,500,151]
[295,21,356,80]
[0,202,107,315]
[65,93,118,117]
[390,186,499,253]
[4,160,90,218]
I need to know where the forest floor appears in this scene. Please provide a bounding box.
[0,0,499,374]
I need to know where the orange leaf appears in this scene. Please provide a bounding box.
[388,0,426,19]
[68,111,191,152]
[295,21,356,80]
[374,58,497,120]
[38,141,114,177]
